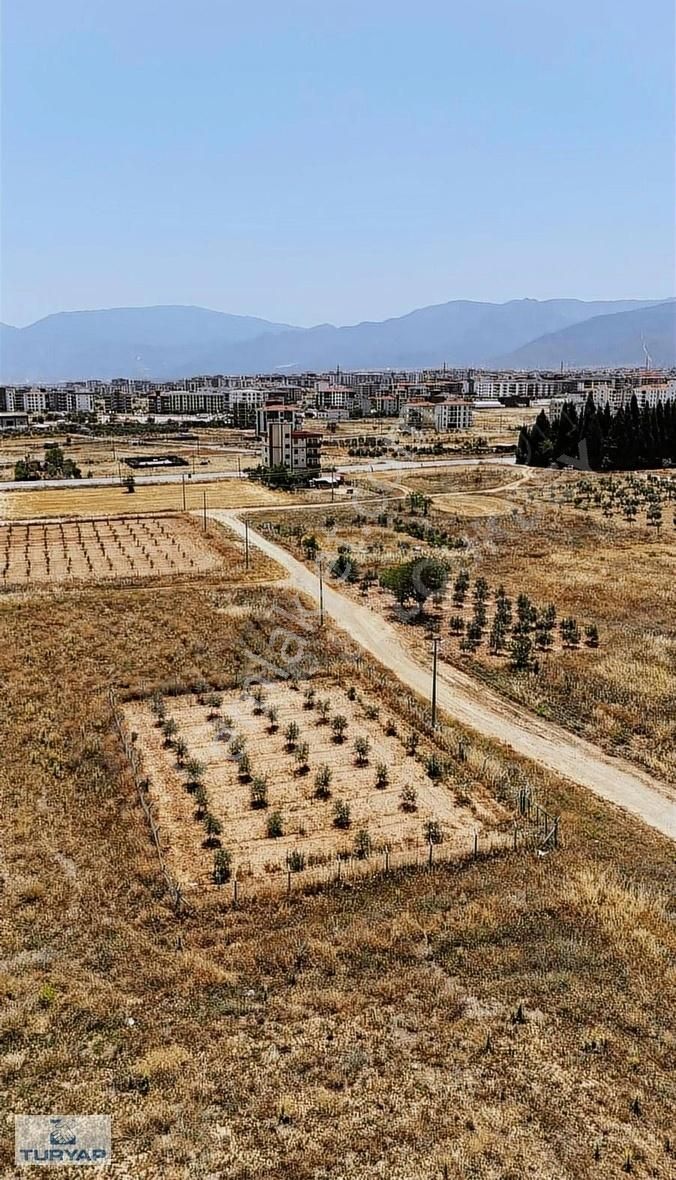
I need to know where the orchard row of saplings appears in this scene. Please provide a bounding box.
[445,571,600,671]
[148,683,451,885]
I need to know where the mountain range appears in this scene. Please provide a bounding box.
[1,298,674,382]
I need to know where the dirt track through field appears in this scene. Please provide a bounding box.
[210,509,676,841]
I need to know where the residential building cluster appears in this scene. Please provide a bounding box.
[1,367,673,448]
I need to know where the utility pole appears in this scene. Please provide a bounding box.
[244,518,250,569]
[237,455,242,478]
[431,636,440,727]
[202,491,207,532]
[318,558,324,626]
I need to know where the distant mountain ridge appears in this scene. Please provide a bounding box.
[1,298,673,381]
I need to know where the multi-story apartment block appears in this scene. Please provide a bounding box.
[262,420,322,472]
[401,400,474,431]
[255,403,302,436]
[154,389,227,416]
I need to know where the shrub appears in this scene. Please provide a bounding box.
[184,758,205,788]
[585,623,600,648]
[303,686,316,709]
[354,829,372,859]
[400,784,418,812]
[266,811,284,838]
[266,705,279,733]
[213,849,232,884]
[229,734,246,757]
[284,721,300,750]
[203,812,222,847]
[237,752,252,782]
[384,718,398,736]
[333,799,351,829]
[288,850,306,873]
[364,704,379,721]
[374,762,389,789]
[316,698,331,723]
[424,819,443,845]
[425,753,445,781]
[174,738,188,766]
[331,714,348,741]
[404,732,419,756]
[353,735,371,766]
[250,777,269,809]
[194,784,208,817]
[206,692,223,710]
[150,691,166,722]
[252,686,266,714]
[346,686,357,701]
[161,718,178,746]
[294,741,310,773]
[314,765,333,799]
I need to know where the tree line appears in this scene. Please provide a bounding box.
[516,393,676,471]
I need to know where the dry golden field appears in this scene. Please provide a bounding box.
[0,476,290,521]
[0,514,281,591]
[1,581,674,1178]
[0,430,258,482]
[0,515,221,586]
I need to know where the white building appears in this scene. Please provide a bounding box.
[262,421,322,472]
[400,400,474,432]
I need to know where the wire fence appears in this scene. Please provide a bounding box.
[109,687,185,914]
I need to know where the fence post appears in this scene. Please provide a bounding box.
[473,830,478,858]
[513,823,518,851]
[428,841,433,868]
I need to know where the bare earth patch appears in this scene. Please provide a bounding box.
[124,683,504,892]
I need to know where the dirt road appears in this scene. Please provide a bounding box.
[212,509,676,841]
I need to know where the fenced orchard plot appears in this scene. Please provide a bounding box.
[123,682,505,893]
[0,514,221,586]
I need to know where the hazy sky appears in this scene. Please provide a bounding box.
[2,0,674,327]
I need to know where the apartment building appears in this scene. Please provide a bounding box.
[401,400,474,431]
[255,402,301,436]
[153,389,227,416]
[262,420,322,472]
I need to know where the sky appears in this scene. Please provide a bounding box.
[1,0,675,327]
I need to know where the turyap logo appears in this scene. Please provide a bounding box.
[49,1119,77,1146]
[15,1115,111,1167]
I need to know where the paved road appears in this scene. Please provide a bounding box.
[212,509,676,842]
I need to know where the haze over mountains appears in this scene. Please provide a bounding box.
[1,298,674,382]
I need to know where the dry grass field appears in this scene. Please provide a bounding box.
[0,513,282,592]
[0,515,221,586]
[124,683,504,893]
[0,430,258,482]
[0,581,674,1178]
[0,476,290,521]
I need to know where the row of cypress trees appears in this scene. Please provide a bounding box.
[516,393,676,470]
